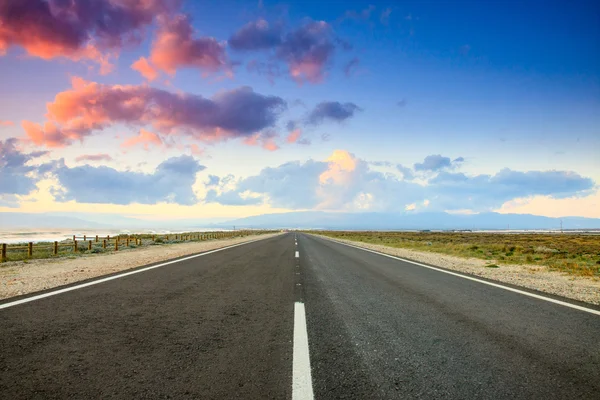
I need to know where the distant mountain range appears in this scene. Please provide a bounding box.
[213,211,600,231]
[1,211,599,231]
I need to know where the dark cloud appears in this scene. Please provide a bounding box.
[230,19,344,84]
[397,99,407,107]
[229,19,282,50]
[53,155,205,205]
[307,101,362,125]
[0,0,179,72]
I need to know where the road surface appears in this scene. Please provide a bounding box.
[1,233,599,399]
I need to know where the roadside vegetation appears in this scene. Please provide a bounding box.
[1,231,275,263]
[315,231,600,277]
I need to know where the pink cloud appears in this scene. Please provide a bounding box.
[75,153,113,162]
[149,14,230,77]
[0,0,179,71]
[131,57,159,81]
[23,77,286,148]
[286,129,302,143]
[244,131,280,151]
[0,120,14,127]
[189,144,205,156]
[121,129,163,150]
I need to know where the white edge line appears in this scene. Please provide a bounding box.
[314,235,600,317]
[295,251,300,258]
[0,236,273,310]
[292,302,314,400]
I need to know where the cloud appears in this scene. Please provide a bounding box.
[286,129,302,143]
[228,19,282,50]
[414,154,453,171]
[148,13,230,77]
[204,150,596,213]
[429,169,595,210]
[343,57,360,77]
[188,144,205,156]
[396,164,414,180]
[230,19,344,84]
[131,57,159,81]
[0,138,48,205]
[246,59,282,84]
[343,5,376,21]
[380,8,392,25]
[0,120,14,127]
[23,77,287,148]
[277,21,336,84]
[243,130,280,151]
[121,129,164,151]
[0,0,179,72]
[75,154,113,163]
[307,101,361,125]
[397,99,407,107]
[53,155,205,205]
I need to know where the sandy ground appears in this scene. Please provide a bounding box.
[318,235,600,306]
[0,233,281,300]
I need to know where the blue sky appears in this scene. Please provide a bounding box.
[0,0,598,220]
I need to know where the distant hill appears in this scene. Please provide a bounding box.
[212,211,600,230]
[1,211,598,231]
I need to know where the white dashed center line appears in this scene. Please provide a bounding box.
[292,302,314,400]
[295,251,299,258]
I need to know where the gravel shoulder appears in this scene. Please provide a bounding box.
[0,233,281,300]
[315,234,600,305]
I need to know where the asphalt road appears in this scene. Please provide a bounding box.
[1,232,599,399]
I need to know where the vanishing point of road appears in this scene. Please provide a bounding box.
[1,233,599,399]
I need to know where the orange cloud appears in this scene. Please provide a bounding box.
[149,14,230,77]
[0,120,14,127]
[286,129,302,143]
[131,57,159,81]
[121,129,163,151]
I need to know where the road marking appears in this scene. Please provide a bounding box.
[0,236,274,310]
[293,302,314,400]
[318,236,600,317]
[295,251,300,258]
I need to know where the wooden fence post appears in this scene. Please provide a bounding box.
[53,241,58,255]
[115,239,119,251]
[152,235,155,241]
[95,235,99,242]
[126,237,130,246]
[83,234,86,241]
[73,235,76,242]
[88,240,92,250]
[74,240,78,252]
[103,239,106,249]
[1,243,6,262]
[28,242,33,257]
[107,235,110,241]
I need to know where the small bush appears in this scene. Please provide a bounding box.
[485,264,500,268]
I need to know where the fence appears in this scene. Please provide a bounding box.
[1,230,269,262]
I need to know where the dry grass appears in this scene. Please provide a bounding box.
[1,231,275,263]
[315,231,600,277]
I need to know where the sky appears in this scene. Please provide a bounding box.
[0,0,599,223]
